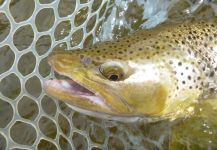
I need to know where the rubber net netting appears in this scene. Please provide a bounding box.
[0,0,217,150]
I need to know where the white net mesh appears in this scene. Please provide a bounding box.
[1,0,217,150]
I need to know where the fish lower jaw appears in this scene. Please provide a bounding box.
[44,78,107,107]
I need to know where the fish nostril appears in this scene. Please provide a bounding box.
[80,56,92,65]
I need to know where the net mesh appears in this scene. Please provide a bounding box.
[0,0,217,150]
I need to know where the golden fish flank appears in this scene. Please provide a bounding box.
[45,21,217,121]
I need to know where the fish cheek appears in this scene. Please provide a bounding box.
[121,82,168,115]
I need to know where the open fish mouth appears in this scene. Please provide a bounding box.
[45,76,106,107]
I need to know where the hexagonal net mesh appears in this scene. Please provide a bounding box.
[1,0,217,150]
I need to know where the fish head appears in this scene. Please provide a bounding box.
[45,48,170,121]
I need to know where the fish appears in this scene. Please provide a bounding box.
[45,20,217,122]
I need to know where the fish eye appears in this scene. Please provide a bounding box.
[99,67,123,81]
[99,61,125,81]
[108,74,120,81]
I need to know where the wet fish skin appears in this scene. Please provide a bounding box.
[45,20,217,121]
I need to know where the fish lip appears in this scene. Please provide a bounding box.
[45,73,105,103]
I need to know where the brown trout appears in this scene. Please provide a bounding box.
[45,21,217,122]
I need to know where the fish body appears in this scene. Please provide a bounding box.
[45,20,217,122]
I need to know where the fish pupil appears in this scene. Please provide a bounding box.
[108,74,119,81]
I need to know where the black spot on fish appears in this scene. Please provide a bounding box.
[188,76,191,80]
[193,30,197,34]
[188,36,192,40]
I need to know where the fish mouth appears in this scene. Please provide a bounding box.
[44,75,109,110]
